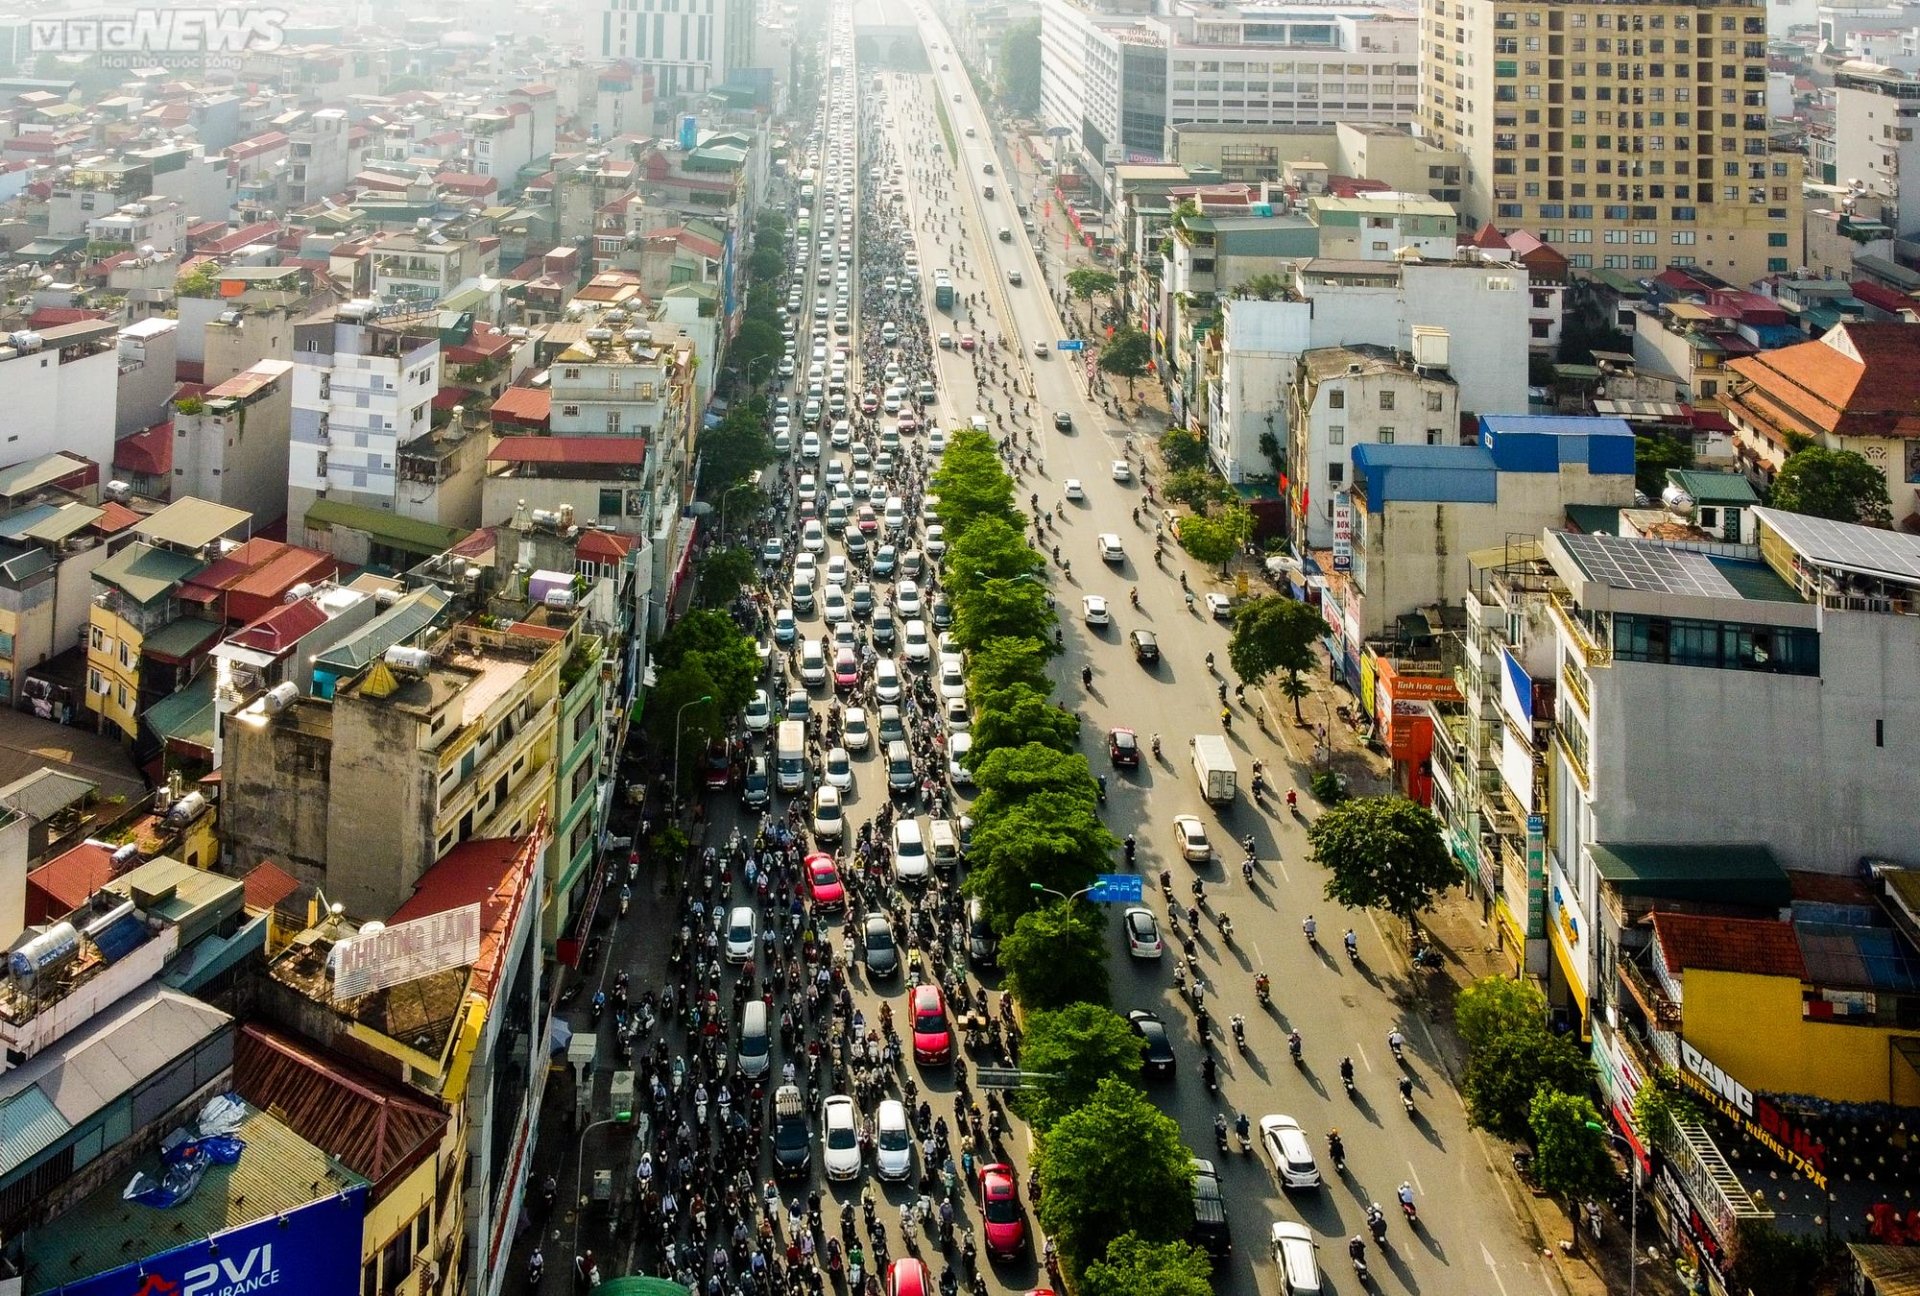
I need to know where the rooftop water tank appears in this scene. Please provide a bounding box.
[384,645,433,673]
[10,923,80,987]
[264,681,300,713]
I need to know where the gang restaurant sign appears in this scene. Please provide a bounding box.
[1680,1040,1828,1189]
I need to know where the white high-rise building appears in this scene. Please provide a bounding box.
[287,304,440,525]
[599,0,757,98]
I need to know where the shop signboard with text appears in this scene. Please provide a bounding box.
[53,1188,367,1296]
[1679,1040,1828,1189]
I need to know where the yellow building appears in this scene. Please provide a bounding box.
[1418,0,1803,283]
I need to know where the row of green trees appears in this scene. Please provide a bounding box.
[929,429,1214,1294]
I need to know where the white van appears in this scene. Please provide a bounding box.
[886,739,917,793]
[929,819,960,873]
[776,721,808,792]
[893,818,928,879]
[799,638,827,686]
[1270,1223,1323,1294]
[738,999,771,1078]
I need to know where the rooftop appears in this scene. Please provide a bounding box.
[23,1098,366,1294]
[1755,506,1920,588]
[135,497,251,553]
[92,541,204,606]
[1590,842,1792,908]
[388,832,539,1001]
[1725,321,1920,443]
[1653,911,1808,980]
[1547,530,1805,608]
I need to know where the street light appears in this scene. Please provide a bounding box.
[1586,1121,1639,1296]
[717,472,763,549]
[671,694,714,813]
[571,1110,633,1268]
[1030,882,1092,905]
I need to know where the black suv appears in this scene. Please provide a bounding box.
[1053,411,1073,431]
[1188,1158,1231,1259]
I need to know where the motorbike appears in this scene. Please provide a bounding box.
[1399,1191,1419,1225]
[1096,775,1107,804]
[1367,1206,1388,1246]
[1231,1016,1246,1054]
[1340,1059,1356,1097]
[1235,1114,1252,1155]
[1389,1034,1405,1064]
[1346,932,1360,964]
[591,991,606,1025]
[1286,789,1299,815]
[1289,1031,1303,1065]
[1350,1239,1370,1283]
[1327,1133,1346,1172]
[1202,1055,1218,1094]
[1213,1117,1228,1153]
[619,885,632,918]
[1255,974,1270,1006]
[1219,915,1234,947]
[1242,857,1255,885]
[527,1251,544,1288]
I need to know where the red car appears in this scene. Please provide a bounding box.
[910,983,952,1064]
[1108,727,1141,769]
[834,647,860,690]
[805,853,846,909]
[703,738,734,789]
[887,1259,929,1296]
[857,505,880,535]
[979,1162,1027,1259]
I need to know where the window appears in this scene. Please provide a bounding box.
[1378,390,1396,411]
[1328,389,1344,409]
[1376,427,1396,444]
[1327,424,1345,444]
[1426,390,1445,412]
[1768,231,1788,247]
[1327,462,1344,484]
[1531,319,1552,338]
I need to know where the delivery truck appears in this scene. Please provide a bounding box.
[1192,734,1237,805]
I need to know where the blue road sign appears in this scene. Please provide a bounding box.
[1056,339,1086,352]
[1089,873,1144,904]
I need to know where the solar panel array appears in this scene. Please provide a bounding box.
[1558,531,1741,597]
[1755,507,1920,582]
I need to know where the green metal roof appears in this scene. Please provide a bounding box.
[313,584,449,675]
[304,500,466,557]
[0,1087,69,1175]
[598,1280,694,1296]
[142,617,222,660]
[1667,469,1758,505]
[92,542,204,605]
[1564,504,1622,535]
[1589,843,1790,907]
[1590,269,1647,296]
[144,673,217,752]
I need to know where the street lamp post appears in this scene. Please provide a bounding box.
[1030,882,1092,905]
[571,1111,634,1270]
[671,694,714,813]
[1586,1122,1639,1296]
[717,472,762,549]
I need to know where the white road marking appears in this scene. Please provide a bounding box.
[1355,1041,1373,1073]
[1407,1163,1425,1195]
[1480,1243,1513,1296]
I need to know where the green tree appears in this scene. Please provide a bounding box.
[653,609,762,717]
[930,431,1018,538]
[1228,595,1323,723]
[695,546,757,608]
[699,408,774,491]
[1067,267,1119,327]
[1730,1218,1838,1296]
[748,243,785,282]
[1633,432,1697,499]
[1016,1004,1142,1129]
[943,515,1043,601]
[1769,445,1892,526]
[1000,902,1111,1012]
[963,636,1055,699]
[998,19,1043,115]
[1099,328,1153,396]
[952,577,1055,654]
[1311,795,1464,931]
[731,317,784,386]
[1158,427,1209,473]
[1037,1079,1196,1273]
[1081,1235,1214,1296]
[644,664,726,790]
[1527,1089,1614,1203]
[1629,1065,1706,1155]
[970,742,1098,822]
[1463,1026,1593,1140]
[754,209,788,244]
[964,789,1114,931]
[968,684,1080,758]
[1230,273,1290,301]
[1455,976,1549,1054]
[1174,505,1250,568]
[1164,467,1232,515]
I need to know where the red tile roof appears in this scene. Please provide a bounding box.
[225,597,328,655]
[489,436,647,465]
[1653,912,1807,980]
[577,529,637,562]
[1468,223,1510,250]
[389,833,541,999]
[29,307,106,329]
[233,1023,447,1197]
[25,842,117,925]
[490,386,551,428]
[1725,322,1920,442]
[115,421,175,477]
[1850,280,1914,316]
[242,859,301,912]
[95,501,142,534]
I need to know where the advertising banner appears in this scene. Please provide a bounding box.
[54,1188,367,1296]
[1331,494,1352,572]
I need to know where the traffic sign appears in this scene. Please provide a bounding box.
[1055,339,1085,352]
[1089,873,1144,904]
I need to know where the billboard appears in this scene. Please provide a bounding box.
[334,904,481,1000]
[1330,494,1352,572]
[53,1187,366,1296]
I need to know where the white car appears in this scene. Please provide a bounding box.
[942,695,971,733]
[802,520,827,553]
[1034,340,1050,357]
[1098,533,1126,563]
[801,431,822,459]
[1174,814,1212,862]
[823,585,848,622]
[1082,594,1110,626]
[1064,479,1084,501]
[927,427,948,454]
[924,524,947,557]
[1111,459,1133,482]
[947,732,974,785]
[843,706,871,751]
[823,1096,861,1181]
[1206,592,1234,620]
[813,785,845,839]
[875,1099,913,1180]
[874,657,903,702]
[897,580,924,617]
[826,555,849,586]
[1124,906,1164,959]
[824,747,853,789]
[937,655,967,701]
[1260,1115,1323,1188]
[903,620,931,663]
[724,906,756,963]
[744,689,772,733]
[773,608,797,644]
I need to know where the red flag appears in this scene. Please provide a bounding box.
[1302,484,1310,515]
[1279,472,1290,495]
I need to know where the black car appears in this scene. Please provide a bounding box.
[863,913,899,976]
[772,1084,811,1178]
[1129,629,1160,663]
[1189,1158,1232,1259]
[930,594,953,630]
[1128,1010,1176,1079]
[1053,411,1073,431]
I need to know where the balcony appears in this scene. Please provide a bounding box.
[1618,949,1683,1031]
[1549,592,1611,666]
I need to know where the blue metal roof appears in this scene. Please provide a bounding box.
[91,913,150,964]
[1478,414,1638,476]
[1350,444,1497,511]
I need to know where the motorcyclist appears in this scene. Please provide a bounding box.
[1234,1111,1251,1143]
[1302,914,1317,943]
[1339,1056,1355,1086]
[1344,928,1359,958]
[1398,1181,1416,1211]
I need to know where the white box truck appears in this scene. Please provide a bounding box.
[1192,734,1237,805]
[776,721,808,792]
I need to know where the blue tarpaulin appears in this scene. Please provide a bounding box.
[91,913,149,963]
[122,1135,246,1208]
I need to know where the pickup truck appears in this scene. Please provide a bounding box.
[1192,734,1237,805]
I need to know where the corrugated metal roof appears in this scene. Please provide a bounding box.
[304,499,464,556]
[1351,444,1497,510]
[135,497,250,552]
[0,1087,70,1172]
[91,542,203,605]
[313,584,449,674]
[0,768,95,822]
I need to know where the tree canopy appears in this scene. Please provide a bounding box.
[952,577,1056,654]
[1311,795,1463,926]
[1081,1235,1214,1296]
[1164,468,1232,516]
[1159,427,1209,473]
[964,637,1055,699]
[967,684,1080,759]
[943,515,1045,601]
[699,407,774,491]
[969,743,1098,823]
[1527,1089,1614,1202]
[1770,445,1892,527]
[964,789,1113,931]
[694,546,757,609]
[999,902,1112,1012]
[1037,1079,1196,1273]
[1174,506,1249,568]
[1228,595,1323,722]
[1098,328,1153,394]
[1632,432,1696,499]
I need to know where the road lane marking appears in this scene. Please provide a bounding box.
[1355,1041,1373,1073]
[1480,1243,1513,1296]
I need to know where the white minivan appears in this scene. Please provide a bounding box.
[799,638,827,686]
[892,818,928,879]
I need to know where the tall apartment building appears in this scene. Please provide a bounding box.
[289,302,441,526]
[0,321,119,476]
[1418,0,1804,283]
[1042,0,1420,165]
[599,0,757,99]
